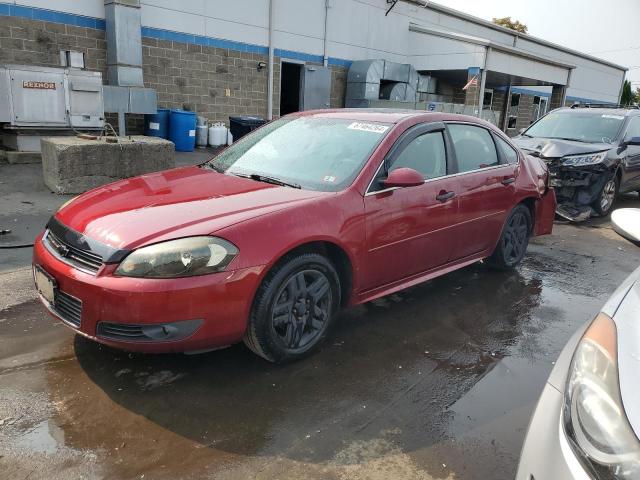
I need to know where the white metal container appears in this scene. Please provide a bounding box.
[196,125,208,147]
[208,123,227,146]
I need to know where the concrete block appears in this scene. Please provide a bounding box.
[41,136,175,194]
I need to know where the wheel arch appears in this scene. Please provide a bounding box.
[260,240,354,307]
[520,197,537,234]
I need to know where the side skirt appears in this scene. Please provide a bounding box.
[353,250,491,305]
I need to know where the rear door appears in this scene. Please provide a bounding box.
[362,122,459,290]
[445,123,519,261]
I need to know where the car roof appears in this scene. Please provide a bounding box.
[554,107,640,117]
[291,108,496,127]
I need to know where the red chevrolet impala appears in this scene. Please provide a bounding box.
[33,110,555,362]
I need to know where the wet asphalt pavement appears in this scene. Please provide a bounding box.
[2,162,640,479]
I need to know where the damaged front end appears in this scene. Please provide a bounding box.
[547,159,615,222]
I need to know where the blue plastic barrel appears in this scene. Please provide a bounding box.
[169,109,197,152]
[144,108,170,138]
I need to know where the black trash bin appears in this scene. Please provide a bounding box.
[229,116,266,141]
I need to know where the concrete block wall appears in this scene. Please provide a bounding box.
[0,16,107,74]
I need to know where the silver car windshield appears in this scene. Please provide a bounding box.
[524,112,625,143]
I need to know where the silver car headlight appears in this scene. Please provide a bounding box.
[562,152,607,167]
[563,313,640,478]
[115,236,239,278]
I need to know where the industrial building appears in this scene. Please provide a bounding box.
[0,0,628,138]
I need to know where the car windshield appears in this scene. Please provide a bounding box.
[204,116,391,192]
[524,112,625,143]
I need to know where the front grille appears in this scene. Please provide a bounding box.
[45,230,103,274]
[54,290,82,328]
[97,322,147,341]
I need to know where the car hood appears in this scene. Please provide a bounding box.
[55,166,326,249]
[606,265,640,440]
[512,136,612,158]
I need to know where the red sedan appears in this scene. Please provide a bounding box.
[33,110,556,362]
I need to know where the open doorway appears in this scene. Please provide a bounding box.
[280,61,302,116]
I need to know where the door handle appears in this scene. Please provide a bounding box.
[501,177,516,185]
[436,191,456,202]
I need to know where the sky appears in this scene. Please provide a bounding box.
[432,0,640,90]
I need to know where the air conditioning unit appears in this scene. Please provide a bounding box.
[0,64,104,152]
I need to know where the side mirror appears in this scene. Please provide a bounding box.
[518,128,526,135]
[625,136,640,146]
[382,167,424,188]
[611,208,640,245]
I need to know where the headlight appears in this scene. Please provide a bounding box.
[562,152,607,166]
[563,313,640,478]
[115,237,239,278]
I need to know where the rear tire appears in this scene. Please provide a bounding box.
[243,253,340,363]
[592,176,618,217]
[486,204,532,270]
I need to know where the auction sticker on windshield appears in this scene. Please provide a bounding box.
[347,122,389,134]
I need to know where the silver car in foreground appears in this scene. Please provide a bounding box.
[517,208,640,480]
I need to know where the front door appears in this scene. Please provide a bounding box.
[446,123,519,261]
[362,123,459,291]
[621,117,640,192]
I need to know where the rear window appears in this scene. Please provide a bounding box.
[524,112,624,143]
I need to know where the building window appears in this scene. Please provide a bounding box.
[508,93,521,129]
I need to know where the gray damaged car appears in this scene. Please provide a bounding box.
[512,107,640,221]
[517,208,640,479]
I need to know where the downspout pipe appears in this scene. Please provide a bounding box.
[267,0,274,120]
[477,47,489,118]
[323,0,330,67]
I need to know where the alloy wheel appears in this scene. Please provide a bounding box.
[502,211,529,263]
[600,179,616,213]
[270,269,332,352]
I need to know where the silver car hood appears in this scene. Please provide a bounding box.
[603,265,640,440]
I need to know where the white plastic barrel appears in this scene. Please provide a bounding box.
[227,130,233,145]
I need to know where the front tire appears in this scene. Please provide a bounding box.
[243,253,340,363]
[486,204,531,270]
[592,176,618,217]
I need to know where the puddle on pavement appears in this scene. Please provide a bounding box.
[15,420,65,454]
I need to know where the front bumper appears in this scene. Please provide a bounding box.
[547,161,614,220]
[33,233,264,353]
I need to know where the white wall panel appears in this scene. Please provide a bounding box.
[408,31,485,71]
[274,0,325,40]
[204,18,268,46]
[487,50,570,86]
[141,4,205,36]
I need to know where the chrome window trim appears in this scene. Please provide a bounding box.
[42,229,99,276]
[364,121,519,196]
[364,161,513,196]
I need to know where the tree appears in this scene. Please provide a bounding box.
[635,87,640,104]
[620,80,634,105]
[492,16,528,34]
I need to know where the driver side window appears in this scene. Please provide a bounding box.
[626,117,640,140]
[389,132,447,180]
